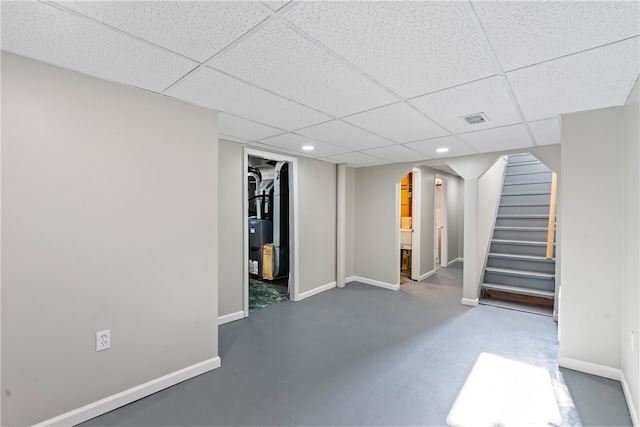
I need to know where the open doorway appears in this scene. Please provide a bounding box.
[399,168,421,283]
[435,175,448,269]
[243,149,298,315]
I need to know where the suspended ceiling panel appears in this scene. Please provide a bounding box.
[409,76,521,134]
[343,102,448,143]
[219,113,284,142]
[258,132,349,158]
[261,1,291,12]
[165,66,331,131]
[473,0,640,71]
[363,145,430,163]
[508,37,640,121]
[209,21,397,117]
[58,1,271,62]
[284,1,497,98]
[295,120,392,151]
[405,136,477,159]
[322,151,392,168]
[0,1,197,93]
[458,124,533,153]
[528,118,561,147]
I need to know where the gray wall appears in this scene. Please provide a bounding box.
[345,166,357,279]
[298,157,337,293]
[218,140,244,317]
[622,79,639,423]
[418,167,435,275]
[1,54,219,426]
[560,107,625,370]
[446,175,463,262]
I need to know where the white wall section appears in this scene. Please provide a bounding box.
[1,53,219,426]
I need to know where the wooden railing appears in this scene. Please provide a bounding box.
[546,172,558,259]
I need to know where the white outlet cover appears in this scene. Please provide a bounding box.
[96,329,111,352]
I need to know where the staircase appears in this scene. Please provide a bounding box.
[480,154,556,316]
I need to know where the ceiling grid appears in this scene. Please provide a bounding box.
[1,0,638,166]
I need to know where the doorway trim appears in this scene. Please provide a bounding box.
[435,174,448,268]
[243,148,299,317]
[411,167,421,280]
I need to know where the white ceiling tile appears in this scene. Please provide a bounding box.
[258,133,350,158]
[165,66,331,130]
[209,22,398,117]
[458,124,534,153]
[473,0,640,71]
[405,136,477,158]
[295,120,392,151]
[507,38,640,121]
[343,103,448,143]
[58,1,271,62]
[0,1,197,93]
[528,118,561,146]
[261,1,291,12]
[323,152,392,168]
[220,134,251,144]
[219,113,284,142]
[409,76,521,134]
[363,145,431,163]
[285,2,496,98]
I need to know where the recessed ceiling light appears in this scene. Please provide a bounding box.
[436,147,449,153]
[302,145,315,151]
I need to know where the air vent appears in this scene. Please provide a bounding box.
[461,112,489,125]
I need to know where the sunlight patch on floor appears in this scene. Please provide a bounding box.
[447,353,567,426]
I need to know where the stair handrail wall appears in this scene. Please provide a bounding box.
[546,172,558,260]
[477,156,509,297]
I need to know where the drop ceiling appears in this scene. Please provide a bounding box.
[1,1,638,168]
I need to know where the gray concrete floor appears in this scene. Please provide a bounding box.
[81,263,631,426]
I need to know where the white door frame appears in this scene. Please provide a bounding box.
[243,148,299,317]
[435,174,448,268]
[411,168,421,280]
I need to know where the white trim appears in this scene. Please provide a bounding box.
[298,282,336,301]
[418,269,436,282]
[352,276,400,291]
[448,257,463,266]
[218,311,245,325]
[435,173,448,268]
[557,356,621,380]
[411,168,421,281]
[461,297,479,307]
[34,357,221,427]
[622,372,639,426]
[346,276,357,283]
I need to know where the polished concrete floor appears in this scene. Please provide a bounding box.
[82,263,632,426]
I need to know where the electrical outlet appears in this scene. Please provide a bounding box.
[96,330,110,352]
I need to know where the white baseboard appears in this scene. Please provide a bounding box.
[35,357,221,427]
[558,356,621,380]
[418,269,436,281]
[346,276,357,283]
[298,281,336,300]
[351,276,400,291]
[448,257,463,266]
[218,310,245,325]
[461,297,479,307]
[622,372,639,426]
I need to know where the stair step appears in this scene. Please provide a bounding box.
[501,190,551,196]
[484,267,554,280]
[482,283,555,299]
[494,226,549,232]
[488,253,555,262]
[497,214,550,219]
[503,180,552,186]
[506,160,542,166]
[491,239,553,246]
[505,170,552,177]
[500,202,550,207]
[479,298,553,316]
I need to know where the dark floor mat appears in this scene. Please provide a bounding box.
[249,281,288,310]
